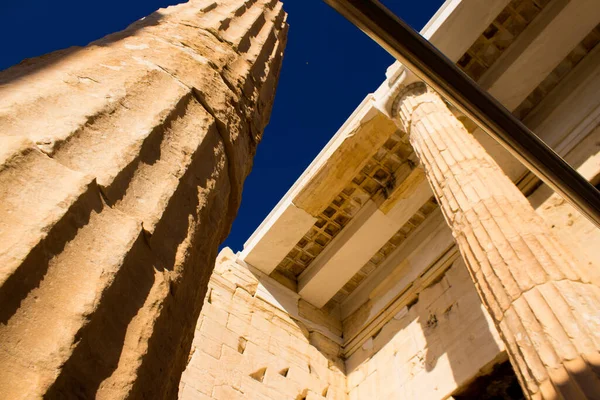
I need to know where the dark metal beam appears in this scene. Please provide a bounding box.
[324,0,600,228]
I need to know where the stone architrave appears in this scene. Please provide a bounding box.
[393,82,600,399]
[0,0,287,398]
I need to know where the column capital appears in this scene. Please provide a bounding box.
[373,63,421,119]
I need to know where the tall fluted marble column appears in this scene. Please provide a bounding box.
[393,82,600,399]
[0,0,287,398]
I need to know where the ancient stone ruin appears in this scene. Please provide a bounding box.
[0,0,287,398]
[1,0,600,399]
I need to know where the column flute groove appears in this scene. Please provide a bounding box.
[393,81,600,399]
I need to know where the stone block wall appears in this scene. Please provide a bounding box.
[528,125,600,285]
[179,249,348,400]
[345,259,506,400]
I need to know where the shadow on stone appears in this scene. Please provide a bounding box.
[0,182,102,325]
[44,231,159,398]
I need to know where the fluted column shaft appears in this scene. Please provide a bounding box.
[394,82,600,399]
[0,0,287,398]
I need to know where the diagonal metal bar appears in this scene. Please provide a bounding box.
[324,0,600,228]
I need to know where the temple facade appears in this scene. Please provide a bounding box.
[179,0,600,399]
[1,0,599,399]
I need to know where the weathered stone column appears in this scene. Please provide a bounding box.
[0,0,286,398]
[393,82,600,399]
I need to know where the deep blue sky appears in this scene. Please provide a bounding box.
[0,0,444,252]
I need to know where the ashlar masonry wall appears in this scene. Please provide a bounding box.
[529,125,600,285]
[179,248,348,400]
[345,258,506,400]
